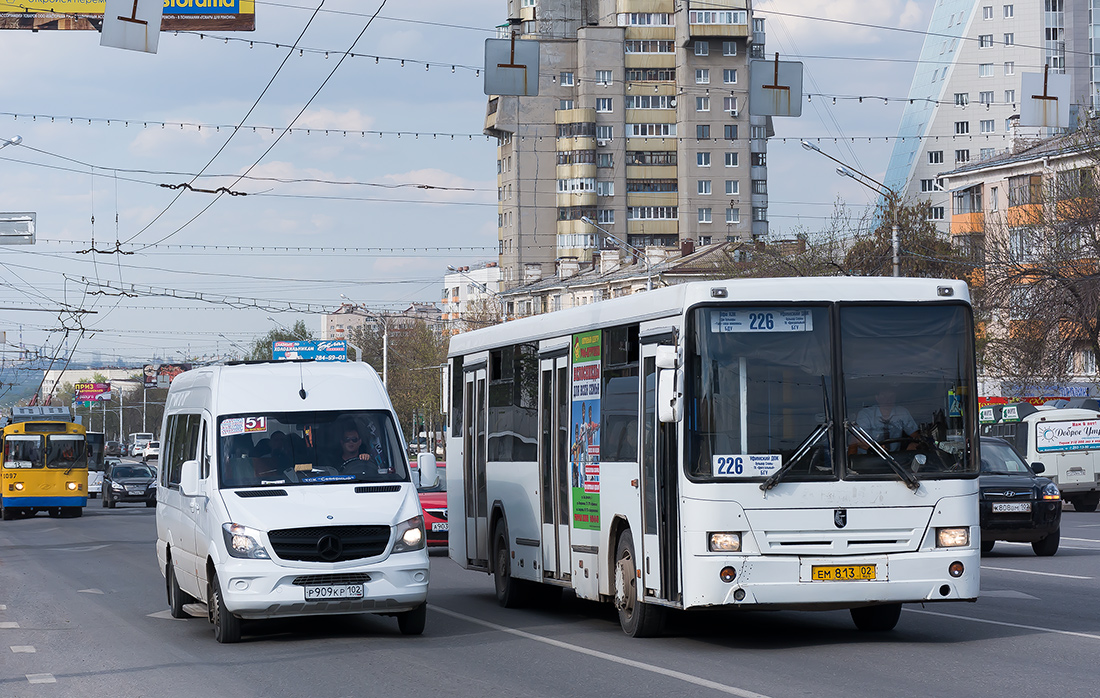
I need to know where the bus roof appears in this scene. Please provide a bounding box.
[449,276,971,357]
[11,406,73,423]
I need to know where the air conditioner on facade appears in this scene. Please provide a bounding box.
[596,139,609,147]
[729,109,739,117]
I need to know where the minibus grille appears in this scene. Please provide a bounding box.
[355,485,401,494]
[236,489,288,498]
[291,573,371,586]
[268,525,391,562]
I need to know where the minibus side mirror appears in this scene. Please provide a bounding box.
[180,459,201,497]
[417,453,438,489]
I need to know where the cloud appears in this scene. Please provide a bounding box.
[757,0,928,50]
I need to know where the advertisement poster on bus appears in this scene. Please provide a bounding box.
[0,0,256,31]
[144,363,193,389]
[570,330,601,532]
[1036,420,1100,452]
[74,382,111,402]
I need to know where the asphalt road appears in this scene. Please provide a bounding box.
[1,505,1098,698]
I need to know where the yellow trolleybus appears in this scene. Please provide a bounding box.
[1,406,88,520]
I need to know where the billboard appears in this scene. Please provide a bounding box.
[74,382,111,402]
[272,340,347,362]
[0,0,255,31]
[144,363,193,389]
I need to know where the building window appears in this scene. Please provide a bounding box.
[625,95,674,109]
[596,125,613,140]
[989,186,998,211]
[979,63,994,78]
[1006,118,1015,131]
[696,69,710,84]
[1004,61,1015,75]
[726,207,740,223]
[920,178,944,192]
[698,152,711,167]
[626,123,676,137]
[955,149,970,163]
[1004,89,1016,103]
[928,206,945,220]
[560,72,574,86]
[983,5,993,19]
[1003,4,1013,18]
[979,34,993,48]
[723,125,738,140]
[697,124,711,139]
[725,180,739,195]
[723,69,738,84]
[694,40,709,56]
[753,180,767,194]
[725,152,739,167]
[698,180,712,195]
[1082,349,1097,375]
[752,207,767,222]
[980,119,995,133]
[597,153,613,168]
[559,99,574,110]
[1003,33,1014,46]
[954,93,969,106]
[696,96,710,112]
[955,121,970,135]
[979,91,994,104]
[698,208,712,224]
[595,69,613,84]
[595,97,613,112]
[723,41,737,56]
[597,209,615,224]
[750,125,766,139]
[723,96,739,114]
[980,147,995,159]
[751,152,766,167]
[596,180,614,196]
[928,150,944,164]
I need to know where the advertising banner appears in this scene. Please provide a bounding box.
[0,0,255,31]
[144,363,192,389]
[272,340,347,362]
[1036,420,1100,453]
[570,330,601,532]
[74,381,111,402]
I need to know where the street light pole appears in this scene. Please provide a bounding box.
[801,141,901,278]
[580,216,653,290]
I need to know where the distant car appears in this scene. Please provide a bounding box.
[130,442,146,457]
[89,456,122,499]
[417,463,447,548]
[102,462,157,508]
[141,441,160,462]
[979,437,1062,556]
[105,441,123,457]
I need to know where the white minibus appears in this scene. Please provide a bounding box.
[155,361,435,643]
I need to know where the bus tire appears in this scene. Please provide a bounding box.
[397,603,427,636]
[1074,496,1098,513]
[850,603,902,632]
[209,571,242,643]
[63,507,82,518]
[492,521,530,608]
[167,558,195,619]
[614,531,664,638]
[1,506,15,521]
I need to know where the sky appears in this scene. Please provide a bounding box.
[0,0,932,372]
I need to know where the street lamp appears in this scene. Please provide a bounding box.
[340,294,387,385]
[580,216,654,290]
[0,135,22,151]
[801,140,901,278]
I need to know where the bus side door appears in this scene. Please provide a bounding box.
[539,354,571,580]
[463,366,490,568]
[641,343,680,603]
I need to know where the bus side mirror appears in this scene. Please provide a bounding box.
[656,345,678,370]
[417,452,438,489]
[180,459,201,497]
[658,368,683,423]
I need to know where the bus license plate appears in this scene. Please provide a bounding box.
[992,502,1031,513]
[431,522,448,532]
[304,584,364,600]
[811,565,877,581]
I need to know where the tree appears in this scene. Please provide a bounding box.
[843,199,974,279]
[246,321,315,361]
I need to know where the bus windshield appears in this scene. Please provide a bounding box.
[217,410,409,488]
[4,435,42,468]
[46,435,86,469]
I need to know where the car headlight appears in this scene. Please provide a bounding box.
[708,532,742,552]
[936,527,970,548]
[392,515,425,553]
[111,482,125,490]
[222,523,270,559]
[1041,482,1060,500]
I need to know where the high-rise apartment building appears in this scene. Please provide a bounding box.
[884,0,1093,231]
[485,0,768,290]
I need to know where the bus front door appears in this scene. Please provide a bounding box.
[539,355,571,580]
[463,367,489,568]
[641,344,680,603]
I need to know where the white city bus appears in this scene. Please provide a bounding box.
[446,277,980,635]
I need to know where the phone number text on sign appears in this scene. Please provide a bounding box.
[712,454,782,478]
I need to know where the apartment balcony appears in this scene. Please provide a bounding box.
[679,0,750,40]
[950,211,984,236]
[558,136,597,151]
[1006,203,1043,227]
[626,192,678,206]
[557,163,597,179]
[625,164,676,179]
[556,191,597,207]
[556,108,597,125]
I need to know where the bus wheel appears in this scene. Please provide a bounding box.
[850,603,902,632]
[493,522,530,608]
[1,506,16,521]
[48,508,61,518]
[1074,496,1099,513]
[209,571,242,643]
[62,507,82,518]
[614,532,663,637]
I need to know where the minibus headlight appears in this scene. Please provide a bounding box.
[708,532,742,552]
[222,523,270,559]
[936,527,970,548]
[393,515,425,553]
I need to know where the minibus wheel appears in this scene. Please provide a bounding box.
[397,603,426,635]
[167,559,195,619]
[209,571,242,643]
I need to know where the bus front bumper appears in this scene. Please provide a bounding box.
[2,496,87,508]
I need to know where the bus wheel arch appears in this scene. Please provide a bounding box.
[490,506,531,608]
[606,516,632,596]
[614,529,664,637]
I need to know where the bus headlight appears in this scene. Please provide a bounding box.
[393,515,425,553]
[12,482,24,491]
[936,527,970,548]
[66,482,78,491]
[709,532,742,552]
[221,523,270,559]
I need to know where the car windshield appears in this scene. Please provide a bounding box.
[419,466,447,493]
[3,435,42,468]
[217,410,409,488]
[981,441,1032,475]
[46,435,86,469]
[114,465,154,479]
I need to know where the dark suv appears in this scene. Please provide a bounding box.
[102,463,157,508]
[979,437,1061,556]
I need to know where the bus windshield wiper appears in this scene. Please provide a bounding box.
[845,421,920,492]
[760,420,831,492]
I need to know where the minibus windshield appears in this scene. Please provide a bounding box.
[217,410,409,488]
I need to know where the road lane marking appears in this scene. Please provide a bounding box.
[10,646,35,653]
[1062,537,1100,543]
[0,604,6,610]
[431,605,774,698]
[994,541,1097,552]
[26,674,56,684]
[981,565,1091,580]
[0,622,19,628]
[78,589,104,594]
[907,608,1100,641]
[44,545,109,552]
[980,590,1040,600]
